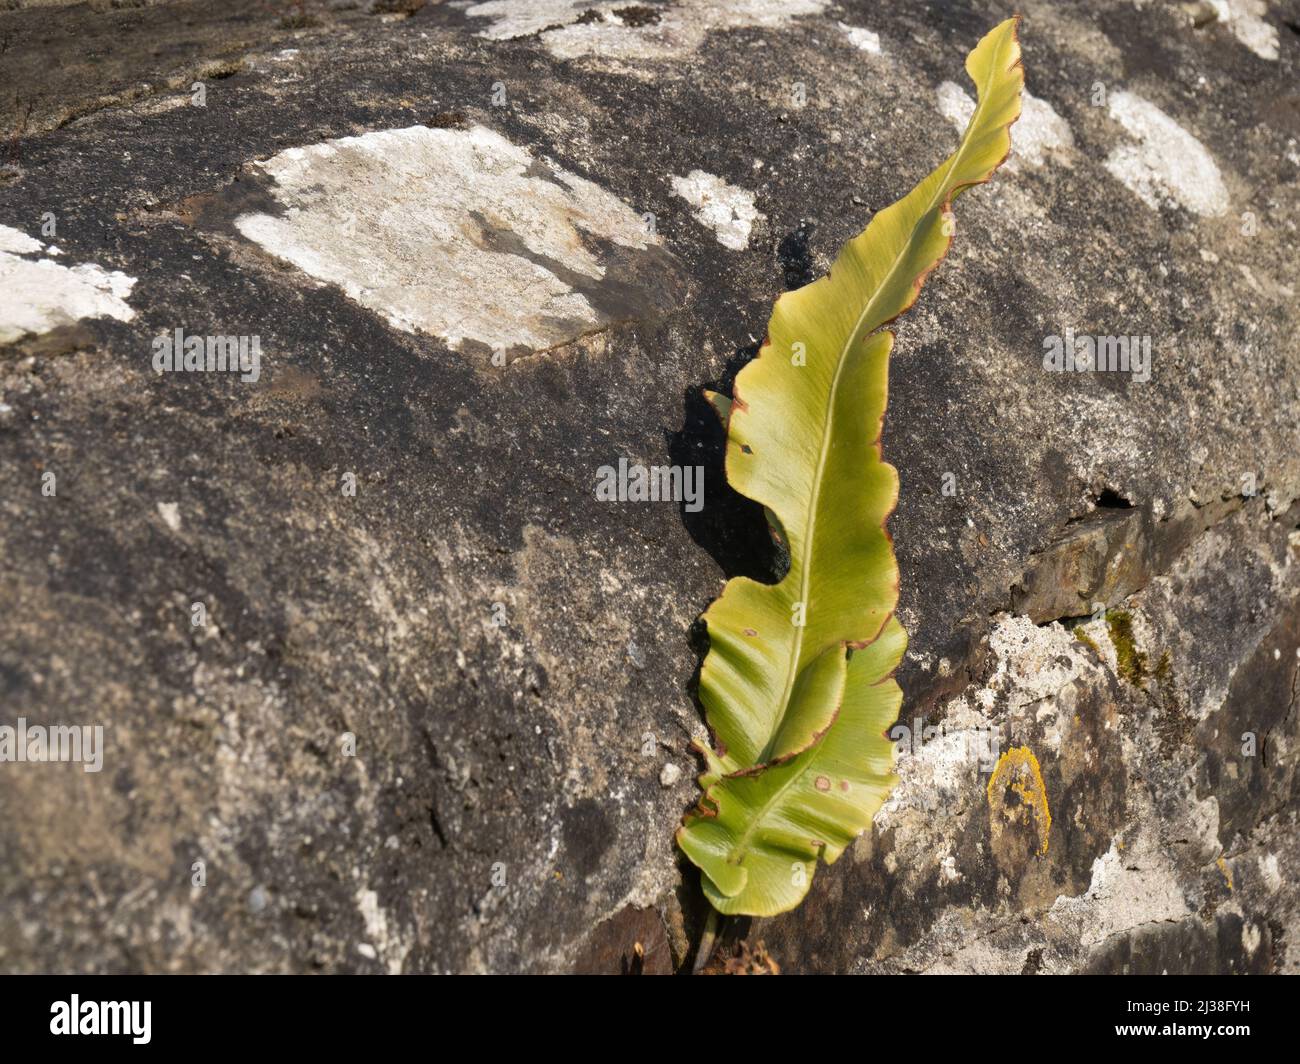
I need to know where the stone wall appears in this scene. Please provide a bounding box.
[1,0,1297,973]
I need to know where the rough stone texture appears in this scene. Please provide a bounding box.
[1,0,1298,974]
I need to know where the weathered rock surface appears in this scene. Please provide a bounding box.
[1,0,1297,973]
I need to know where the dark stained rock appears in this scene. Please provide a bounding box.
[1083,909,1275,976]
[571,903,674,974]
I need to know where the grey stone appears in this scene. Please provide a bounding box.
[0,0,1297,974]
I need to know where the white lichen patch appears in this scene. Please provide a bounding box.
[983,615,1102,725]
[936,80,976,129]
[936,84,1073,169]
[670,170,764,251]
[233,125,669,355]
[0,223,43,255]
[465,0,613,39]
[879,614,1111,844]
[1206,0,1279,60]
[877,699,991,837]
[156,502,182,532]
[466,0,828,61]
[838,22,882,54]
[1016,91,1076,166]
[0,225,137,344]
[1259,852,1283,892]
[1048,836,1192,947]
[355,885,411,975]
[1104,91,1229,217]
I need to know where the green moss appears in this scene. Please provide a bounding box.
[1072,625,1101,657]
[1106,609,1148,686]
[1154,648,1173,689]
[1151,648,1194,755]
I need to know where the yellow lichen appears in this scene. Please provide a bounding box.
[987,746,1052,856]
[1217,856,1234,892]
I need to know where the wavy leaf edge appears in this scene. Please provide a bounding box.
[677,16,1025,918]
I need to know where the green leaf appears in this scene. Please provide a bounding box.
[683,618,907,914]
[677,17,1024,916]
